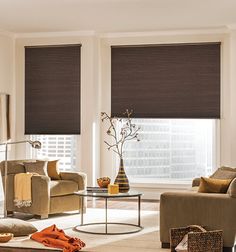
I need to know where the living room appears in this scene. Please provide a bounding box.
[0,0,235,251]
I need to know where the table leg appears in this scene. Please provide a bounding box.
[105,198,108,234]
[80,196,84,225]
[138,195,141,227]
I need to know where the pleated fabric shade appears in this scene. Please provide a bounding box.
[25,44,81,134]
[111,43,221,119]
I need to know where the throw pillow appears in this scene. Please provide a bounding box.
[0,218,37,236]
[210,166,236,180]
[227,177,236,198]
[198,177,232,193]
[47,160,61,180]
[24,161,48,176]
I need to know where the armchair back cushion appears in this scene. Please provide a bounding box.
[24,161,48,176]
[210,166,236,180]
[0,161,25,175]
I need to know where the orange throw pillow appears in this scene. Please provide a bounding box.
[198,177,232,193]
[47,160,61,180]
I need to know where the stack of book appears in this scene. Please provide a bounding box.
[87,187,108,193]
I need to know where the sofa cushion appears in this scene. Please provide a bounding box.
[227,177,236,197]
[210,166,236,180]
[198,177,232,193]
[50,180,78,196]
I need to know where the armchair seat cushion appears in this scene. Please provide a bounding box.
[50,180,78,196]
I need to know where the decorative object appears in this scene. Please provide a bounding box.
[108,184,119,194]
[87,187,108,193]
[0,233,13,243]
[101,110,140,193]
[0,218,37,236]
[198,177,232,193]
[170,225,223,252]
[46,160,61,180]
[31,224,85,251]
[97,177,111,188]
[74,190,143,235]
[0,140,41,218]
[0,94,10,143]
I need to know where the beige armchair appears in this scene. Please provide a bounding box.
[0,160,87,219]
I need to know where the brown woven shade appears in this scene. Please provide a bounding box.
[111,43,221,118]
[25,45,81,134]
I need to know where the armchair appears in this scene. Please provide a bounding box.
[0,160,87,219]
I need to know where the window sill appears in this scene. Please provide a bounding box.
[130,179,192,189]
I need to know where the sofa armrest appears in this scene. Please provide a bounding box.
[60,172,87,191]
[192,177,201,187]
[31,175,50,215]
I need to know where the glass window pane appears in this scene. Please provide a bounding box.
[118,119,215,183]
[31,135,77,171]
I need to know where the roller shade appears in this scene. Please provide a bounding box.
[111,43,221,118]
[25,45,81,134]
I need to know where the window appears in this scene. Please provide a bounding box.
[119,119,216,183]
[31,135,77,171]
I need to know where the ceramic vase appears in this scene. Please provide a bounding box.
[114,158,130,193]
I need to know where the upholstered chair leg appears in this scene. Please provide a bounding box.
[39,214,48,219]
[7,211,13,216]
[161,242,170,248]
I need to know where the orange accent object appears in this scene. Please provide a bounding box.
[31,224,85,252]
[108,184,119,194]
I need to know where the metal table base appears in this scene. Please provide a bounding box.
[75,194,143,235]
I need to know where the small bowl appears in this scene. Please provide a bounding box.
[0,233,13,243]
[97,177,111,188]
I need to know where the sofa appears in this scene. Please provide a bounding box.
[160,167,236,252]
[0,160,87,219]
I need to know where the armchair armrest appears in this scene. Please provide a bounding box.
[31,175,50,215]
[60,172,87,191]
[192,177,201,187]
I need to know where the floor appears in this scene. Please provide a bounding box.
[0,199,163,252]
[87,199,159,211]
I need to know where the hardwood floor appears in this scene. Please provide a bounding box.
[87,199,159,211]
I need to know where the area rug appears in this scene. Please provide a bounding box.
[0,208,167,252]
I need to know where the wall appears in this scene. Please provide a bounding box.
[0,33,15,202]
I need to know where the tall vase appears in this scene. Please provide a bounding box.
[114,158,130,193]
